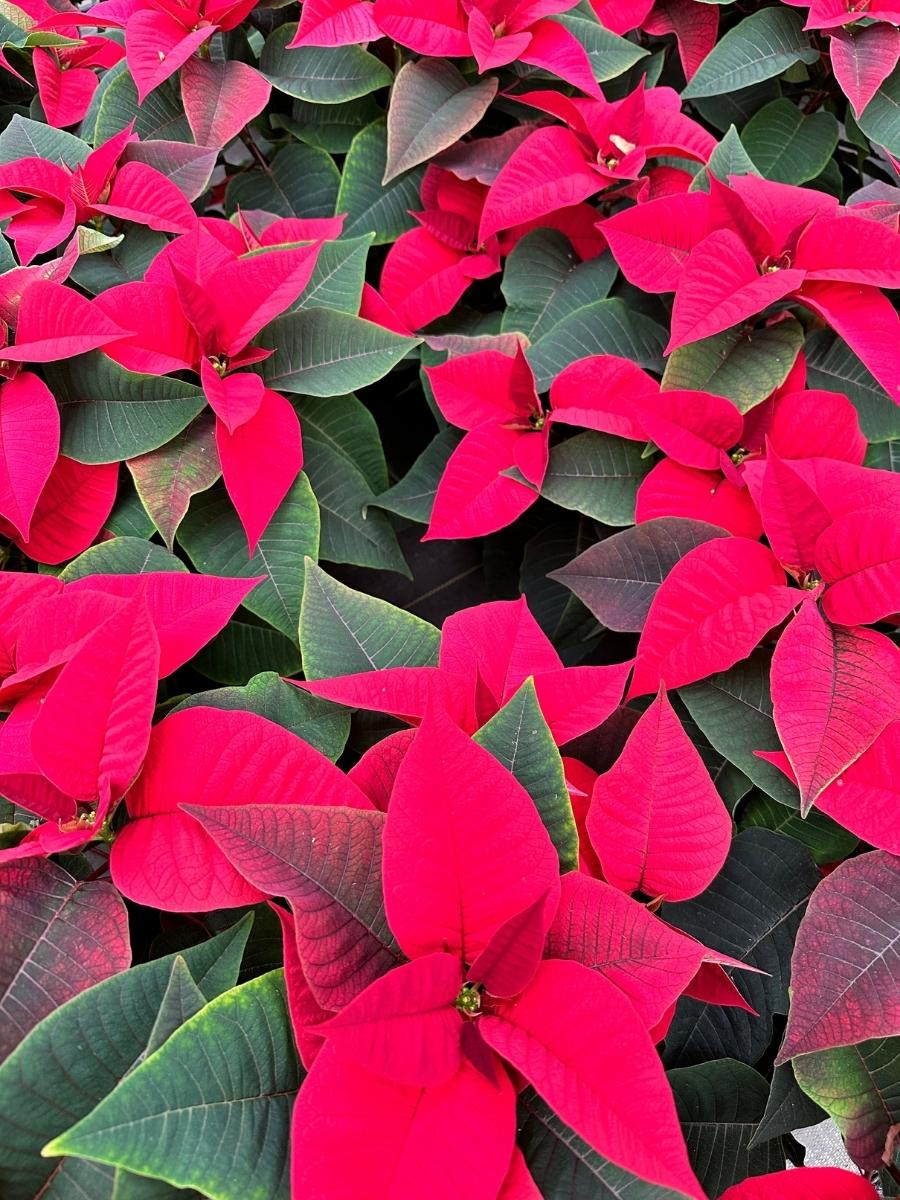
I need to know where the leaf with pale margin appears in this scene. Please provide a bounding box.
[178,476,319,641]
[300,558,439,678]
[336,120,425,244]
[384,58,497,183]
[44,972,300,1200]
[173,671,349,761]
[0,918,251,1200]
[682,9,818,99]
[474,678,578,871]
[59,536,186,581]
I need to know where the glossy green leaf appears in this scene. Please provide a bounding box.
[742,99,839,184]
[501,230,618,343]
[193,621,302,684]
[736,790,858,866]
[258,308,418,397]
[304,438,408,574]
[45,353,205,464]
[474,679,578,871]
[173,670,350,760]
[372,427,461,524]
[858,65,900,156]
[669,1059,785,1198]
[692,79,783,134]
[293,234,374,314]
[95,70,190,142]
[661,321,804,413]
[691,125,759,192]
[225,144,340,219]
[44,972,300,1200]
[142,958,207,1060]
[105,484,157,540]
[682,9,818,99]
[300,558,440,677]
[299,393,398,570]
[662,830,819,1067]
[804,330,900,442]
[178,476,320,640]
[554,10,649,81]
[865,440,900,471]
[749,1062,827,1148]
[336,119,425,244]
[520,515,599,650]
[260,26,391,102]
[299,392,388,493]
[70,227,169,296]
[518,1087,693,1200]
[541,432,650,525]
[275,96,382,152]
[679,650,800,808]
[0,920,252,1200]
[527,298,666,390]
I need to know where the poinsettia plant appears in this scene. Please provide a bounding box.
[1,0,899,1196]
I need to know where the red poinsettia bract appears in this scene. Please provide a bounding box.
[192,706,707,1200]
[479,83,715,240]
[92,223,329,549]
[0,570,259,861]
[603,173,900,400]
[298,595,632,745]
[0,124,196,265]
[362,163,602,333]
[294,0,604,99]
